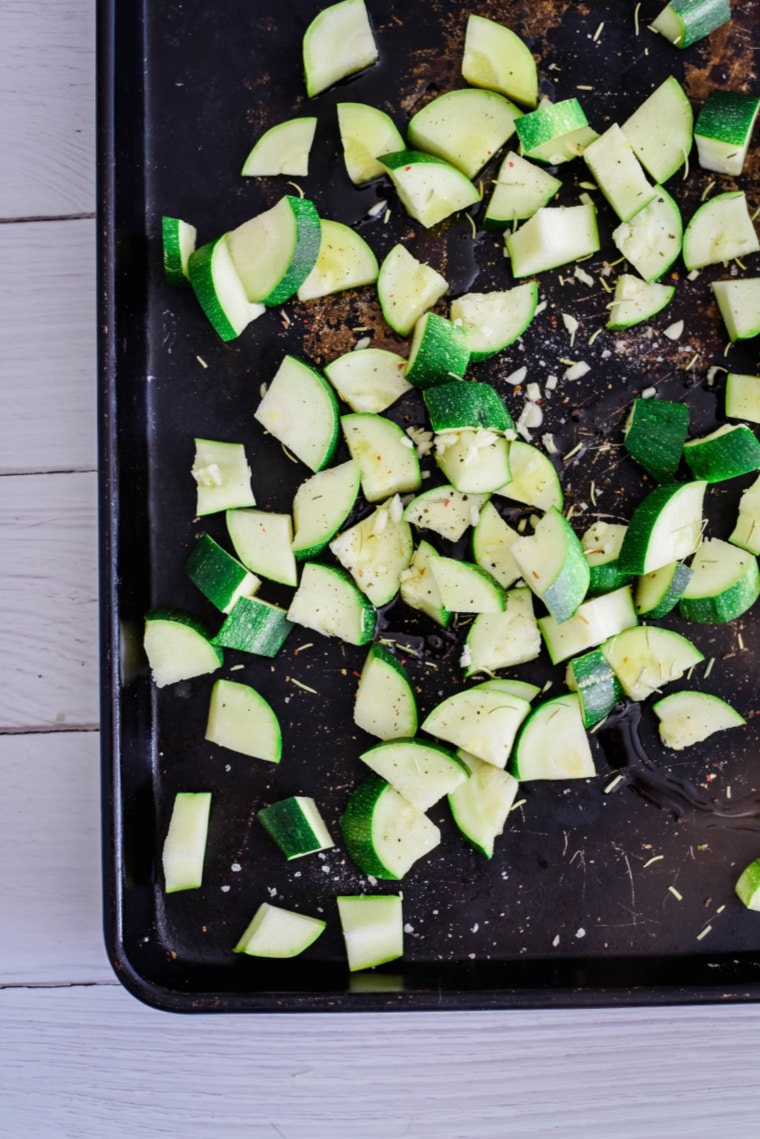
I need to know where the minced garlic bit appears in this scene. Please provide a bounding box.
[192,462,223,488]
[545,374,558,390]
[562,312,580,346]
[353,336,371,351]
[459,644,472,669]
[641,386,656,399]
[687,268,700,281]
[579,191,594,207]
[259,382,268,399]
[505,365,528,386]
[564,361,591,381]
[367,199,387,218]
[663,320,684,341]
[534,300,548,315]
[526,381,542,402]
[542,432,558,455]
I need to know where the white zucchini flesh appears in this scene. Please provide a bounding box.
[205,679,282,762]
[448,751,519,859]
[695,91,760,177]
[340,777,441,879]
[398,540,451,628]
[464,586,541,676]
[449,283,539,359]
[461,14,538,108]
[471,501,522,589]
[192,438,256,516]
[297,219,379,301]
[337,102,405,184]
[583,123,656,223]
[494,439,563,512]
[359,739,469,812]
[429,556,506,613]
[617,481,706,576]
[600,626,704,702]
[341,413,421,502]
[303,0,378,98]
[162,216,197,285]
[653,690,745,751]
[234,903,326,957]
[730,475,760,556]
[324,348,412,414]
[538,586,639,665]
[337,895,403,971]
[679,537,760,623]
[143,611,223,688]
[286,562,375,646]
[434,429,511,494]
[712,278,760,342]
[515,98,596,163]
[606,274,674,330]
[378,150,480,229]
[725,373,760,425]
[620,76,693,184]
[407,88,522,179]
[255,356,339,473]
[376,243,449,337]
[505,202,600,278]
[682,191,760,271]
[511,694,596,781]
[511,506,589,623]
[422,686,532,769]
[226,195,321,305]
[225,508,298,588]
[162,792,212,893]
[241,117,318,177]
[611,188,683,283]
[485,152,561,226]
[258,797,334,860]
[353,645,418,740]
[329,500,413,607]
[188,237,266,342]
[291,459,361,560]
[403,485,489,542]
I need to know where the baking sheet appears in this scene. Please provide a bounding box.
[98,0,760,1011]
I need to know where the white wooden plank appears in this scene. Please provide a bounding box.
[0,0,94,217]
[0,220,97,475]
[0,732,112,984]
[1,471,98,730]
[1,984,760,1138]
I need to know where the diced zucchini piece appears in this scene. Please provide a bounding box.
[255,355,340,473]
[162,791,212,893]
[682,423,760,482]
[205,678,282,762]
[635,560,693,618]
[725,373,760,425]
[621,77,693,184]
[324,348,411,414]
[565,649,624,728]
[226,508,298,587]
[297,218,379,301]
[340,775,440,879]
[337,102,405,184]
[695,91,760,176]
[448,750,519,859]
[515,98,597,163]
[360,739,469,812]
[606,273,674,330]
[337,894,403,971]
[461,14,538,108]
[212,596,293,657]
[463,586,541,676]
[600,626,704,702]
[612,188,683,282]
[303,0,378,98]
[651,0,731,49]
[434,429,511,494]
[511,506,590,623]
[617,480,706,575]
[287,562,376,645]
[235,902,326,957]
[185,533,260,613]
[291,459,361,560]
[241,117,318,177]
[376,244,449,337]
[449,283,538,360]
[329,499,413,606]
[471,501,522,589]
[354,644,418,740]
[143,609,223,688]
[341,413,421,502]
[402,485,488,542]
[624,398,689,483]
[494,439,563,512]
[192,438,255,516]
[653,690,745,750]
[538,586,639,665]
[378,150,480,228]
[506,202,600,278]
[729,474,760,556]
[258,797,334,859]
[188,238,266,342]
[162,216,197,286]
[429,557,506,613]
[484,151,561,228]
[584,123,657,222]
[679,537,760,623]
[582,522,633,597]
[422,682,531,769]
[226,195,321,305]
[712,278,760,342]
[425,381,513,434]
[399,539,452,628]
[405,312,471,389]
[682,191,759,271]
[510,694,596,780]
[736,859,760,911]
[408,88,521,179]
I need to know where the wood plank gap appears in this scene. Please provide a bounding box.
[0,212,96,225]
[0,465,97,478]
[0,723,100,736]
[0,981,118,991]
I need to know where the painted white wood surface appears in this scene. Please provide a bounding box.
[3,1,760,1136]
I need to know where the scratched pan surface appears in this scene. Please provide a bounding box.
[98,0,760,1011]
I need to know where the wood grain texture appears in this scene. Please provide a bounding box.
[0,220,97,475]
[2,984,760,1139]
[1,471,99,730]
[0,731,112,984]
[0,0,95,217]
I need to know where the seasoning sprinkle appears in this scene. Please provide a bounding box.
[290,678,318,694]
[603,774,623,794]
[668,885,683,901]
[643,855,664,868]
[696,925,712,941]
